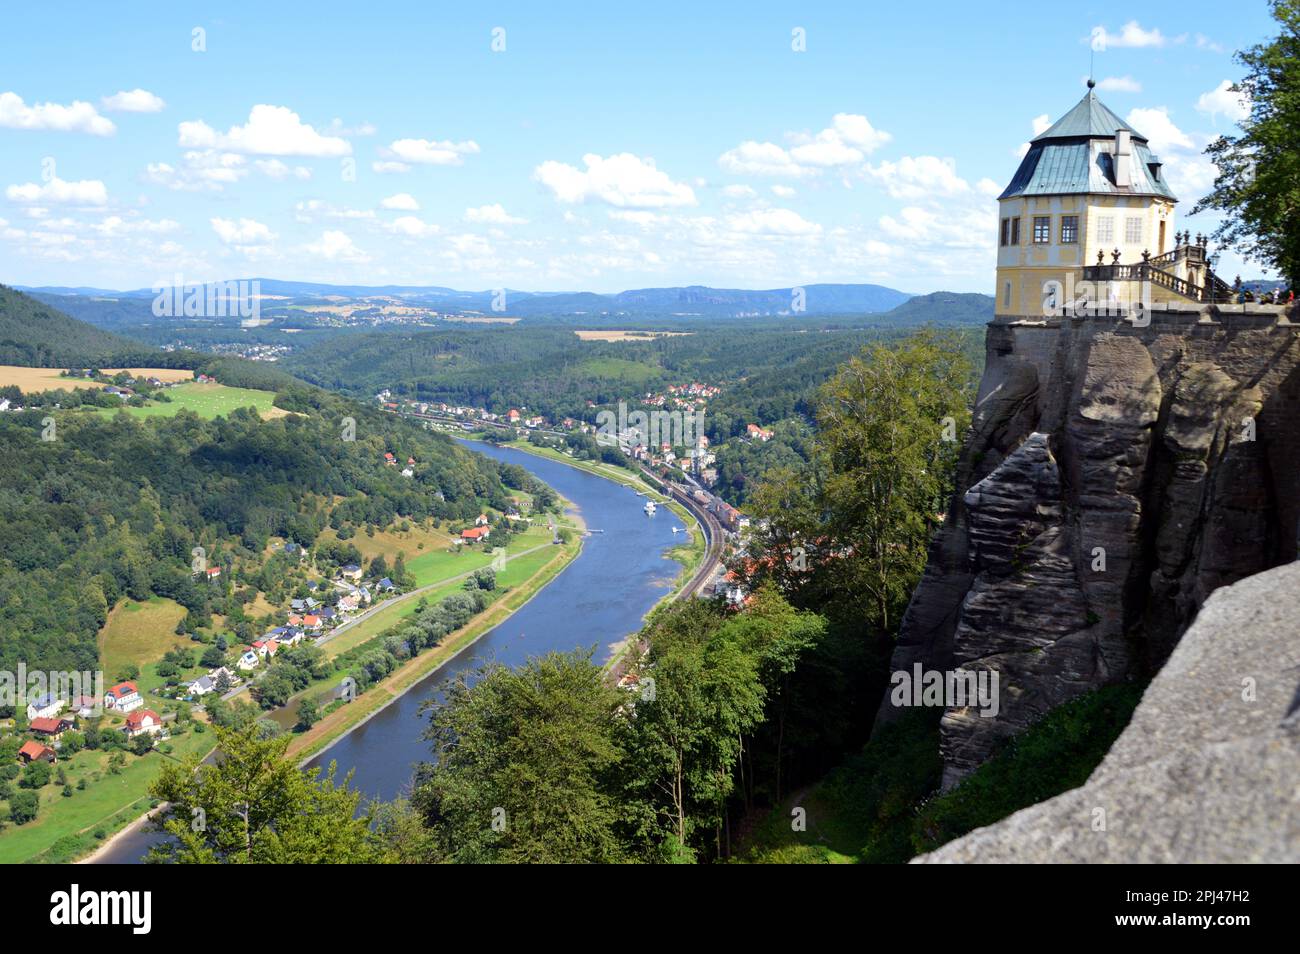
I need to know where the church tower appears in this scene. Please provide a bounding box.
[994,81,1225,319]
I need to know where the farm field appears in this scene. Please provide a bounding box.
[95,381,288,420]
[0,365,192,394]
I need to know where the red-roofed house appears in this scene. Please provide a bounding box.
[125,709,164,737]
[206,566,222,580]
[302,614,321,630]
[18,740,56,764]
[507,409,521,422]
[461,526,490,542]
[384,452,397,465]
[475,513,489,526]
[29,717,72,739]
[104,681,142,713]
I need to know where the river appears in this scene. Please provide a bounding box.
[91,441,686,862]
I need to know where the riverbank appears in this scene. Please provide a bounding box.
[460,436,708,672]
[287,525,583,763]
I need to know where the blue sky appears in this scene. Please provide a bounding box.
[0,0,1278,293]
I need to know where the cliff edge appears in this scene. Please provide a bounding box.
[915,560,1300,863]
[879,303,1300,787]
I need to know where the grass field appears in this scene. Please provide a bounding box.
[0,727,214,864]
[95,381,287,420]
[315,520,456,568]
[97,597,190,683]
[0,365,192,394]
[579,356,661,384]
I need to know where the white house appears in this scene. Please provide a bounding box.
[104,681,143,713]
[125,709,164,737]
[25,692,64,721]
[237,650,260,672]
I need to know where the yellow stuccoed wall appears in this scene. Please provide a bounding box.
[994,194,1178,318]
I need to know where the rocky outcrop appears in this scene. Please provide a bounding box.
[916,561,1300,863]
[879,304,1300,787]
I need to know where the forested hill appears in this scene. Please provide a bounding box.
[0,284,153,366]
[0,388,514,682]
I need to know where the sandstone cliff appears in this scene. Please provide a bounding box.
[916,561,1300,863]
[880,304,1300,788]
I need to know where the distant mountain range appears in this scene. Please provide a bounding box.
[20,279,914,321]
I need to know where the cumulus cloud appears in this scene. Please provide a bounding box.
[306,229,368,261]
[534,153,697,208]
[178,104,351,156]
[146,150,248,190]
[6,176,108,205]
[380,193,420,211]
[211,217,275,245]
[722,184,757,199]
[385,215,440,238]
[1126,107,1195,152]
[465,203,527,225]
[1094,75,1142,93]
[0,91,115,135]
[725,208,820,236]
[1090,21,1172,51]
[718,113,891,178]
[372,160,411,174]
[1195,80,1250,122]
[771,185,796,198]
[864,155,970,200]
[254,158,312,180]
[102,89,166,113]
[381,138,480,166]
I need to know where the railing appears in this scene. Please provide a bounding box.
[1080,261,1234,304]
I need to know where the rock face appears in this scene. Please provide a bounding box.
[879,305,1300,787]
[915,561,1300,863]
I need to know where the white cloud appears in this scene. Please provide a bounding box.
[380,192,420,211]
[1126,107,1194,152]
[385,216,440,238]
[382,138,480,166]
[254,158,311,180]
[771,184,796,198]
[211,217,275,245]
[717,140,810,178]
[306,229,368,261]
[722,184,757,199]
[976,177,1002,197]
[178,104,351,156]
[725,208,820,236]
[1194,34,1225,53]
[102,89,166,113]
[534,153,697,208]
[6,176,108,205]
[146,150,248,190]
[1195,80,1250,122]
[1090,21,1170,51]
[372,160,411,174]
[1094,76,1142,93]
[465,203,527,225]
[865,156,970,200]
[1017,114,1055,158]
[719,113,890,178]
[0,91,115,135]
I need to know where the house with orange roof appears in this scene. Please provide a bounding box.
[125,709,164,737]
[18,740,56,764]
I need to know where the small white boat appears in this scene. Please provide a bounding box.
[643,500,657,515]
